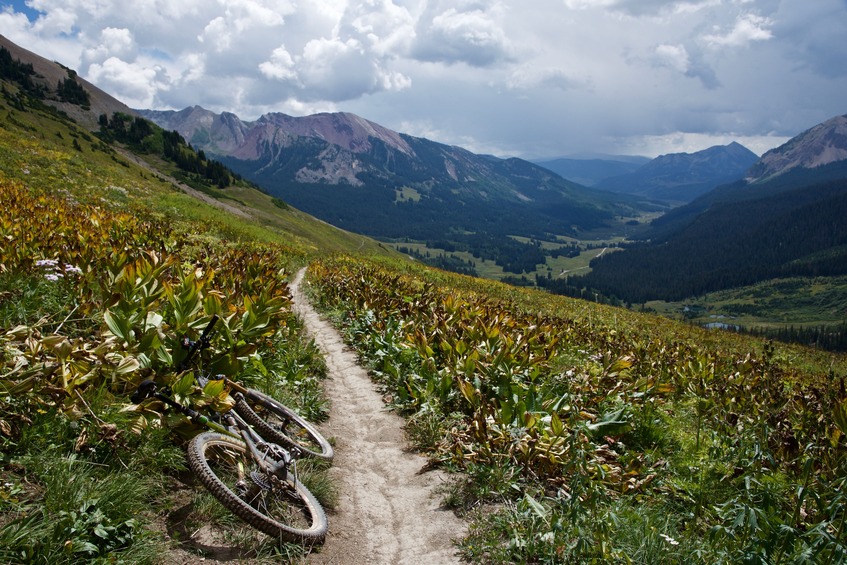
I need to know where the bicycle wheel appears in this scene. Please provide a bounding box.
[187,432,327,544]
[234,389,334,462]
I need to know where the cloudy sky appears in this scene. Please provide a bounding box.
[2,0,845,158]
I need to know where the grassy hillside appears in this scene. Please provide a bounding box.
[646,276,847,341]
[2,57,847,564]
[0,77,395,258]
[0,73,385,562]
[306,255,847,563]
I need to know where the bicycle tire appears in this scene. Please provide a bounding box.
[187,432,327,544]
[234,389,334,462]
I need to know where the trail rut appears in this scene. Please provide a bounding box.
[290,268,465,565]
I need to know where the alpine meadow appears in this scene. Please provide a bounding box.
[2,34,847,565]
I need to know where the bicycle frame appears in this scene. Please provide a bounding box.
[130,315,327,543]
[133,381,297,480]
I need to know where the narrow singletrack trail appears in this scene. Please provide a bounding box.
[289,268,466,565]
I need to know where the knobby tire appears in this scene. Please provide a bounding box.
[235,389,334,461]
[187,432,327,544]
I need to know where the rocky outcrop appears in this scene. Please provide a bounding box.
[746,114,847,182]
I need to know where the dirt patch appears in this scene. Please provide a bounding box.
[289,268,466,565]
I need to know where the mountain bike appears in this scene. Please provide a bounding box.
[130,315,330,543]
[161,314,333,462]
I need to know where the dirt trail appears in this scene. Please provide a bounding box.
[289,268,466,565]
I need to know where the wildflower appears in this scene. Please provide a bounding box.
[44,273,62,281]
[660,533,680,546]
[35,259,59,268]
[64,264,82,274]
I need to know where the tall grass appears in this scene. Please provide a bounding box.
[0,402,169,564]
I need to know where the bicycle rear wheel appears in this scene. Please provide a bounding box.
[187,432,327,544]
[235,389,334,461]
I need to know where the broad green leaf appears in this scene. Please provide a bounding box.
[172,371,195,396]
[524,493,548,520]
[104,310,132,343]
[203,378,226,399]
[249,353,269,377]
[586,406,629,436]
[550,412,565,436]
[458,378,478,406]
[115,355,140,375]
[500,402,513,425]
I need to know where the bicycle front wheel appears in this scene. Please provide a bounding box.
[235,389,334,461]
[187,432,327,544]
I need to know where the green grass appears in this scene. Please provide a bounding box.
[646,275,847,330]
[388,236,622,282]
[1,400,170,564]
[394,186,422,203]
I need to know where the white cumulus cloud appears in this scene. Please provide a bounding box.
[2,0,844,158]
[259,45,298,81]
[87,56,166,108]
[703,13,773,47]
[412,2,514,67]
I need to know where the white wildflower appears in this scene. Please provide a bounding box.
[660,533,680,546]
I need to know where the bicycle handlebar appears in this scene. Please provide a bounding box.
[176,314,219,372]
[130,314,238,436]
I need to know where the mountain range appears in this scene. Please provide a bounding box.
[138,106,648,241]
[3,32,846,310]
[142,99,765,211]
[533,144,761,205]
[593,142,760,203]
[140,106,767,229]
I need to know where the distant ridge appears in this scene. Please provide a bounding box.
[594,142,759,203]
[532,155,649,187]
[568,113,847,303]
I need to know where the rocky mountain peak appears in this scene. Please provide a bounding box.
[746,114,847,182]
[257,111,414,156]
[139,106,416,162]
